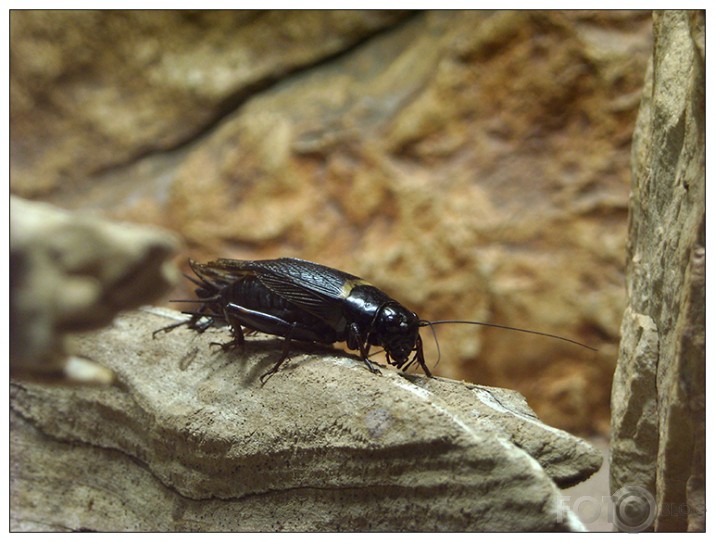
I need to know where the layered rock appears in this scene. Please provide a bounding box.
[11,308,602,531]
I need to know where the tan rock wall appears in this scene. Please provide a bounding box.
[10,10,654,434]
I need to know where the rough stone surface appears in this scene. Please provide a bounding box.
[10,196,179,380]
[10,308,602,532]
[10,10,410,197]
[10,10,654,434]
[610,10,704,532]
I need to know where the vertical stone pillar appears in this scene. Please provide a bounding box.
[610,10,704,532]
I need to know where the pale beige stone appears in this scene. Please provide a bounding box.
[10,196,178,380]
[11,308,602,531]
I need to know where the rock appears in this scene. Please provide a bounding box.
[10,10,411,197]
[10,10,654,434]
[10,196,179,381]
[10,308,602,532]
[610,10,704,532]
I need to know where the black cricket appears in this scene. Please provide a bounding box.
[154,257,595,383]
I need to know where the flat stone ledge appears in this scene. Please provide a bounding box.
[10,308,602,532]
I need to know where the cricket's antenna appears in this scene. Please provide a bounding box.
[419,319,597,351]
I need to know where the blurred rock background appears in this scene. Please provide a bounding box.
[10,10,654,435]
